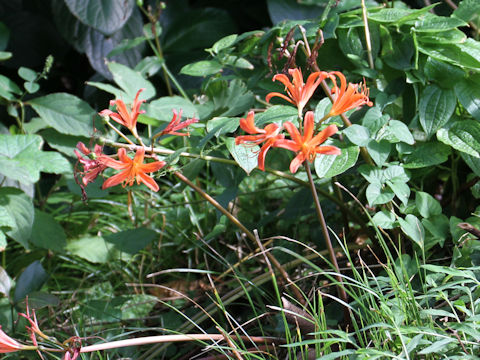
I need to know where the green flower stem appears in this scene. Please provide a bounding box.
[104,120,135,146]
[304,162,348,305]
[173,170,305,304]
[101,139,368,231]
[361,0,375,70]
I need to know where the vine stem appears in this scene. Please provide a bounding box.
[173,171,305,305]
[361,0,375,69]
[304,162,348,306]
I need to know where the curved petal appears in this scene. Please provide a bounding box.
[283,121,303,145]
[133,147,145,165]
[137,172,159,192]
[257,138,276,171]
[98,155,129,170]
[315,145,342,155]
[273,139,300,152]
[102,170,129,189]
[76,142,90,155]
[265,92,295,105]
[117,148,132,163]
[302,111,315,142]
[235,134,266,145]
[309,125,338,146]
[289,68,304,88]
[290,153,306,173]
[272,74,295,95]
[112,100,132,128]
[139,160,166,173]
[239,111,263,134]
[264,123,280,136]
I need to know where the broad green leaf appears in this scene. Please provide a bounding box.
[358,164,384,185]
[134,56,164,78]
[18,67,37,81]
[0,267,12,297]
[423,214,449,243]
[105,228,158,254]
[419,85,456,138]
[24,81,40,94]
[314,98,332,120]
[0,51,11,61]
[0,188,34,248]
[418,29,467,44]
[454,76,480,121]
[368,6,434,24]
[366,183,395,206]
[0,134,71,184]
[343,125,370,146]
[314,144,358,178]
[29,93,95,137]
[64,0,135,36]
[403,142,451,168]
[384,165,410,183]
[424,58,465,88]
[211,34,238,53]
[453,0,480,22]
[86,81,126,99]
[207,79,254,117]
[377,120,414,145]
[107,62,155,100]
[108,36,147,57]
[0,232,5,251]
[362,106,389,134]
[371,210,396,229]
[13,261,48,304]
[40,129,90,158]
[366,139,390,166]
[256,105,297,127]
[418,40,480,71]
[416,191,442,218]
[119,294,157,320]
[418,338,455,355]
[0,207,15,229]
[461,152,480,176]
[30,210,67,253]
[66,236,115,264]
[437,120,480,157]
[398,214,425,249]
[414,14,467,32]
[387,180,410,206]
[226,137,259,175]
[147,96,198,121]
[0,74,21,101]
[180,60,223,77]
[224,55,254,70]
[206,117,240,137]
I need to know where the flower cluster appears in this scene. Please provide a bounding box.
[76,89,198,193]
[236,68,372,173]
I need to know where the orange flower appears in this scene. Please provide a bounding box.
[100,147,166,192]
[273,111,340,173]
[235,111,284,171]
[266,68,328,115]
[99,88,146,136]
[326,72,373,117]
[0,326,25,353]
[156,109,199,137]
[74,142,107,186]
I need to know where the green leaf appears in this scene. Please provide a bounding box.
[13,261,48,304]
[418,29,467,45]
[358,164,384,185]
[377,120,414,145]
[0,51,11,61]
[18,67,37,82]
[366,139,390,166]
[343,124,370,146]
[211,34,238,53]
[0,134,71,184]
[437,120,480,157]
[314,143,359,178]
[29,93,95,137]
[387,180,410,206]
[180,60,223,77]
[147,96,198,121]
[384,165,410,183]
[226,137,259,175]
[455,76,480,121]
[105,228,157,254]
[368,6,435,25]
[40,129,90,158]
[206,117,240,137]
[419,85,456,138]
[256,105,297,127]
[453,0,480,22]
[416,191,442,218]
[24,81,40,94]
[0,74,21,101]
[223,55,254,70]
[403,142,451,168]
[398,214,425,249]
[461,152,480,176]
[424,58,465,88]
[208,79,254,117]
[362,106,389,134]
[107,62,156,100]
[418,338,455,355]
[414,13,467,32]
[30,210,67,253]
[107,36,146,57]
[423,214,449,243]
[64,0,135,36]
[66,236,115,264]
[0,188,34,249]
[366,183,395,206]
[418,40,480,71]
[371,210,396,229]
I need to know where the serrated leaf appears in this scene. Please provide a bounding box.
[64,0,135,36]
[403,142,451,168]
[314,144,358,178]
[416,191,442,218]
[180,60,223,77]
[0,134,71,184]
[455,76,480,121]
[29,93,95,137]
[30,210,66,253]
[226,137,259,175]
[437,120,480,157]
[107,62,155,100]
[399,214,425,249]
[0,188,34,248]
[366,183,395,206]
[343,125,370,146]
[13,261,48,303]
[419,85,456,138]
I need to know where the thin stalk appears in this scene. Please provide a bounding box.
[173,171,305,304]
[104,119,135,145]
[304,162,348,305]
[361,0,375,69]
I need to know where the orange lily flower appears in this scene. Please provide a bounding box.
[235,111,284,171]
[156,109,199,137]
[273,111,341,173]
[0,326,25,353]
[74,142,107,186]
[326,71,373,117]
[100,147,166,192]
[266,68,328,115]
[99,88,146,137]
